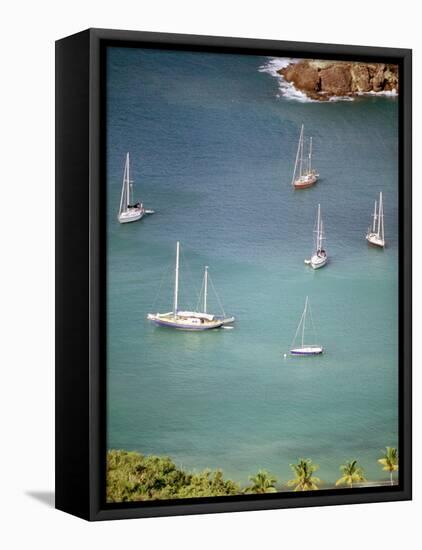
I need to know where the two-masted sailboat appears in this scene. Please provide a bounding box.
[147,242,235,330]
[289,296,324,356]
[118,152,154,224]
[305,204,328,269]
[291,124,319,189]
[366,192,385,248]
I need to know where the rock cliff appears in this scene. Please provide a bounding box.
[279,60,398,100]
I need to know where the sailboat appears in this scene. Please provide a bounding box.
[291,124,319,189]
[366,192,385,248]
[289,296,323,356]
[118,152,154,224]
[147,242,235,330]
[305,204,328,269]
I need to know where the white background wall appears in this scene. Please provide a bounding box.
[0,1,418,548]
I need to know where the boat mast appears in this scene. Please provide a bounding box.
[203,266,208,313]
[301,296,308,348]
[314,204,322,252]
[291,124,303,186]
[309,137,313,174]
[378,192,384,240]
[299,125,304,177]
[118,157,127,216]
[125,153,131,208]
[318,204,321,251]
[173,241,180,316]
[372,200,378,233]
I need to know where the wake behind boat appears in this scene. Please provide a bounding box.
[289,296,323,356]
[366,192,385,248]
[305,204,328,269]
[118,152,154,224]
[291,124,319,189]
[147,242,235,331]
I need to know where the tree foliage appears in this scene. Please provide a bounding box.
[378,447,398,485]
[247,470,278,494]
[335,460,366,488]
[287,458,321,491]
[106,450,240,502]
[107,447,398,501]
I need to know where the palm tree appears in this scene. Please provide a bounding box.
[247,470,277,494]
[287,459,321,491]
[378,447,398,486]
[336,460,365,488]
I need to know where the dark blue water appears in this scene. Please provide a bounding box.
[106,47,399,487]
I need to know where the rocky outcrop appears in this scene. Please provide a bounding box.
[278,60,398,100]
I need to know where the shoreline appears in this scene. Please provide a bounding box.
[106,449,398,503]
[260,58,398,102]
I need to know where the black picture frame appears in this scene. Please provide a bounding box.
[55,28,412,521]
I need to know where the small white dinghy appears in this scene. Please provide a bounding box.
[118,153,154,224]
[289,296,324,356]
[305,204,328,269]
[366,192,385,248]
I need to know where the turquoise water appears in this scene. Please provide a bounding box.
[106,48,398,487]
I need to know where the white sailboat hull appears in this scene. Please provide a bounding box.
[366,192,385,248]
[118,153,152,224]
[294,172,319,189]
[306,205,327,269]
[291,125,319,189]
[288,296,324,357]
[366,232,385,248]
[118,207,145,224]
[147,242,234,332]
[290,346,324,356]
[310,253,328,269]
[147,312,235,331]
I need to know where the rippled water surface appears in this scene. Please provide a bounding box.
[106,48,399,486]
